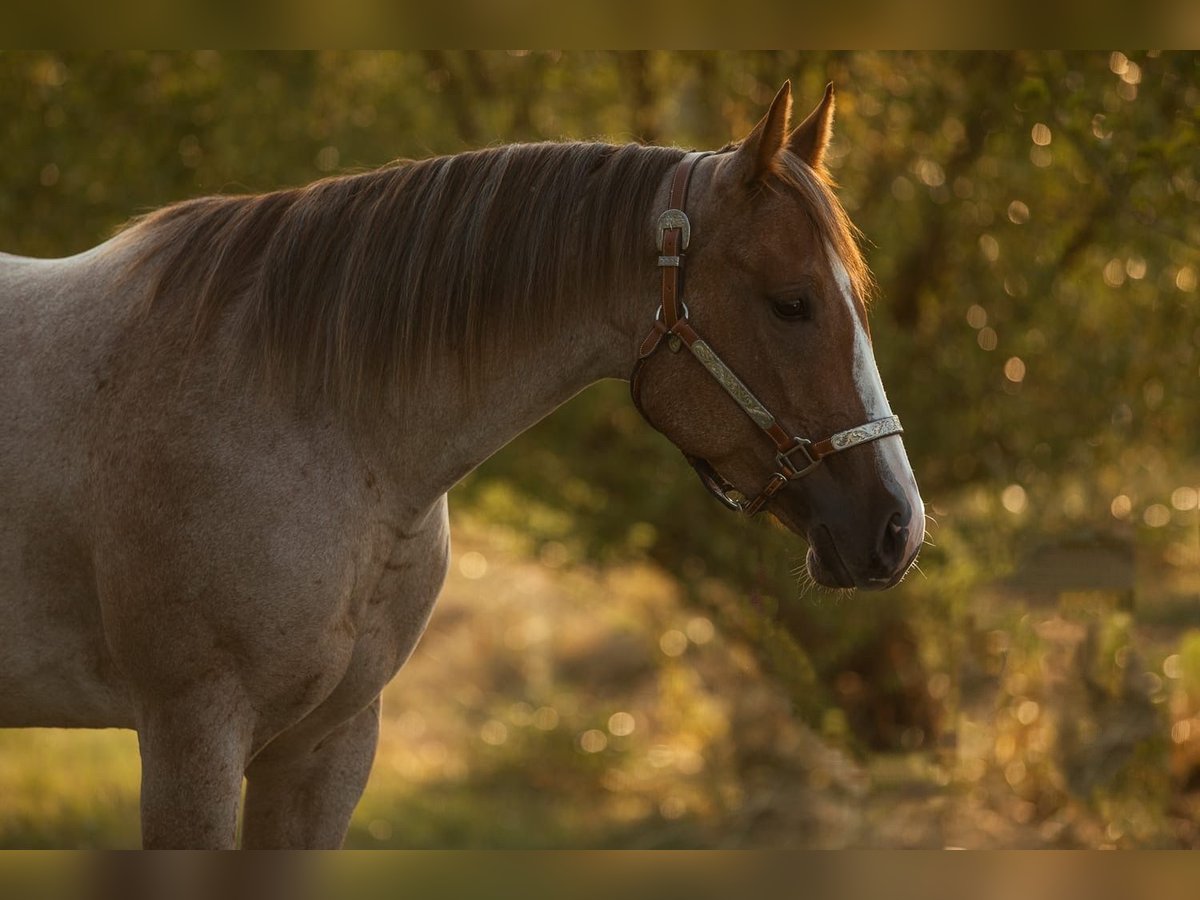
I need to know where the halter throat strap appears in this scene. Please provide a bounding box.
[630,151,903,516]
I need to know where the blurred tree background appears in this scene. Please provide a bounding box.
[1,51,1199,847]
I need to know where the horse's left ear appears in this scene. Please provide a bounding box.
[789,82,836,172]
[728,80,793,185]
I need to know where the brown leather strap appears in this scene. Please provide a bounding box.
[659,151,708,325]
[809,436,837,459]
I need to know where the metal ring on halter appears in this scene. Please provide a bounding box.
[655,300,690,323]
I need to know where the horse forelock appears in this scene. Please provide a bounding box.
[128,141,686,414]
[772,151,876,308]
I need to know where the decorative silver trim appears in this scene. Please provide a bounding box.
[688,340,776,431]
[828,415,903,452]
[657,255,680,267]
[656,209,692,252]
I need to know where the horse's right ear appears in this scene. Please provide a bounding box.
[789,82,836,173]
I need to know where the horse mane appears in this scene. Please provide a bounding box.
[129,141,685,412]
[128,140,871,414]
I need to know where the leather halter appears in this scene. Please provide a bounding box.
[629,150,904,516]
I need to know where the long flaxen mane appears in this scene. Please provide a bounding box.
[129,139,871,413]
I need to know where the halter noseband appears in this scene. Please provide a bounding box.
[629,150,903,516]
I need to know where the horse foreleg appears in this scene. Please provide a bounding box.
[240,697,381,849]
[136,685,254,849]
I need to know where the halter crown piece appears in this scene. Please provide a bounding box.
[629,151,904,515]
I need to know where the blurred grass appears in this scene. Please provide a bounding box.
[0,729,139,848]
[3,509,1199,848]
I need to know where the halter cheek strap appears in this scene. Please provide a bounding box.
[629,151,903,516]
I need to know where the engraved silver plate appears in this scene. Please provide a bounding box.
[656,209,692,251]
[688,340,776,431]
[828,415,903,451]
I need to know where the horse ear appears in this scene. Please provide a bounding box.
[789,82,836,171]
[728,80,792,185]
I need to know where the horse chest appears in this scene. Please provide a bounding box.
[282,501,452,730]
[357,513,451,674]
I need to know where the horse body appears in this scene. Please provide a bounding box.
[0,81,924,848]
[1,242,140,729]
[0,225,629,846]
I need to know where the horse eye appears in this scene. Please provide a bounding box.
[772,295,810,322]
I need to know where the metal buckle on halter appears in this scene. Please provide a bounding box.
[656,209,692,252]
[776,439,821,479]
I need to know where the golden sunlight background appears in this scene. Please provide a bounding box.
[0,50,1198,848]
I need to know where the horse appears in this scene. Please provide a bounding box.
[0,80,923,848]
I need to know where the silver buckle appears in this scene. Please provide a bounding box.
[656,209,691,252]
[777,439,821,479]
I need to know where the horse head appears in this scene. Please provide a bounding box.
[634,81,924,590]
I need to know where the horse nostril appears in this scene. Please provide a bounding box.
[881,512,909,564]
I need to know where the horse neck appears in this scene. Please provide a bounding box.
[386,161,693,502]
[373,238,660,505]
[333,148,686,505]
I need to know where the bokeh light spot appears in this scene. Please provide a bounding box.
[459,551,488,579]
[479,719,508,746]
[607,711,635,737]
[315,145,340,171]
[579,729,608,753]
[367,819,393,841]
[1172,720,1192,744]
[1016,700,1040,725]
[1171,487,1199,511]
[659,629,688,657]
[978,234,1000,263]
[1007,200,1030,224]
[532,706,559,731]
[1143,504,1170,527]
[1164,655,1183,679]
[685,617,714,645]
[660,796,686,820]
[1001,484,1027,514]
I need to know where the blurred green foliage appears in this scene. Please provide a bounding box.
[2,51,1195,513]
[2,51,1199,844]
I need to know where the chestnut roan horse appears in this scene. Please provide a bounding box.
[0,81,922,847]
